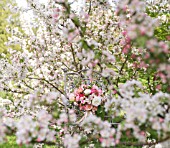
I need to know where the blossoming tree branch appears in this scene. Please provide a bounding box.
[0,0,170,147]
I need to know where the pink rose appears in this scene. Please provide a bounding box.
[84,104,93,111]
[76,94,84,102]
[79,104,85,110]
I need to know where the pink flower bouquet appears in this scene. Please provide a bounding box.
[69,84,105,113]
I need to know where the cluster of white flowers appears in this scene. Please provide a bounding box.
[119,80,143,98]
[81,114,117,147]
[104,80,170,142]
[0,108,8,142]
[57,109,77,125]
[16,110,56,145]
[63,134,81,148]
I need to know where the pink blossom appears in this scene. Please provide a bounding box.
[85,104,93,111]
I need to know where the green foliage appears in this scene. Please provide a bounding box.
[0,136,27,148]
[0,136,57,148]
[0,91,14,102]
[154,20,170,41]
[96,106,105,120]
[146,3,170,41]
[118,134,141,148]
[0,0,21,55]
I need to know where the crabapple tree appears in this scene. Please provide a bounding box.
[0,0,169,147]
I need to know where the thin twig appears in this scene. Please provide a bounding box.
[1,87,29,95]
[27,77,66,96]
[88,0,92,15]
[116,54,129,86]
[70,44,79,71]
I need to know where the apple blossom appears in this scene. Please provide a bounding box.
[63,134,81,148]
